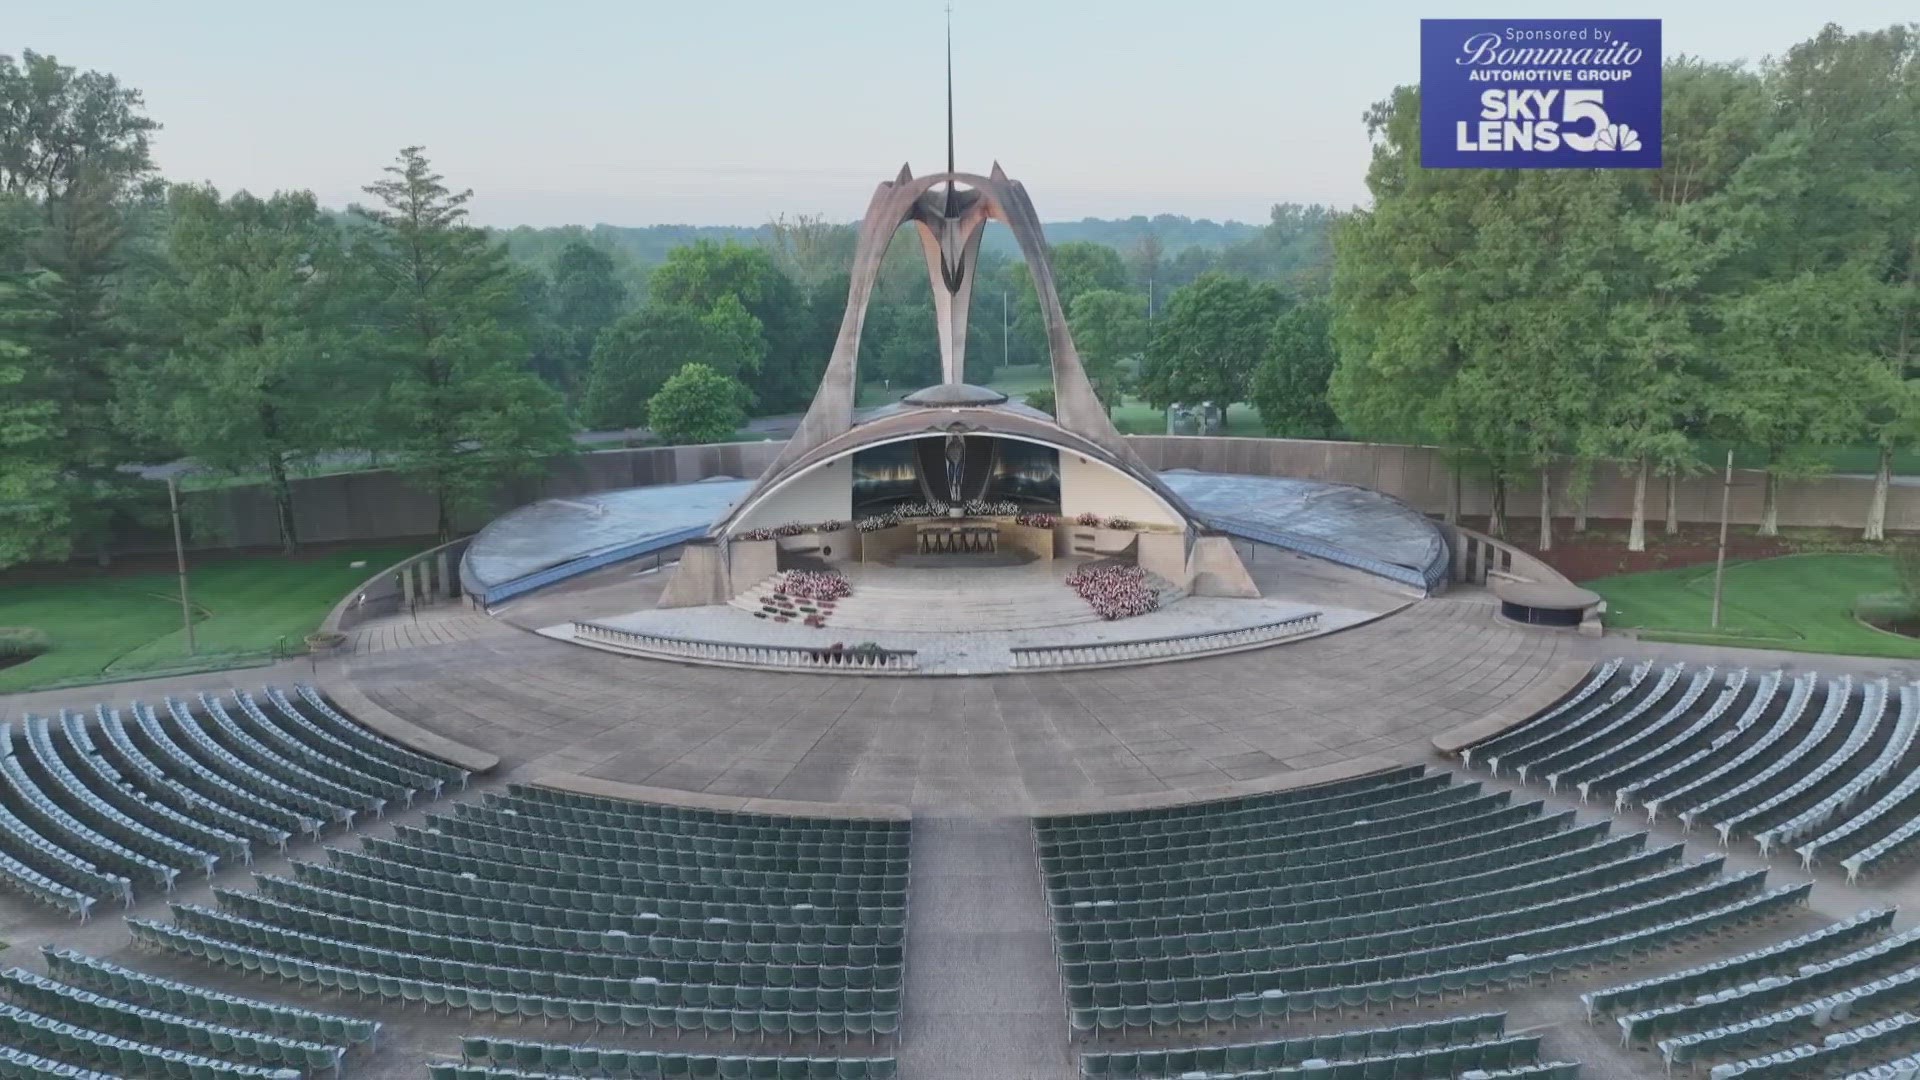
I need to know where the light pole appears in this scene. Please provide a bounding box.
[166,474,196,655]
[1001,292,1009,373]
[1710,449,1734,630]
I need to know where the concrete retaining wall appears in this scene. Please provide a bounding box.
[144,436,1910,558]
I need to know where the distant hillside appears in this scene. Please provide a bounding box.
[491,214,1265,294]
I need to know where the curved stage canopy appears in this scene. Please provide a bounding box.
[462,470,1448,605]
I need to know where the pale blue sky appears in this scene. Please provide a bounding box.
[11,1,1914,226]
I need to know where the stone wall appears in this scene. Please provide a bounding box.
[144,435,1910,558]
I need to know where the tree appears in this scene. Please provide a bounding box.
[128,185,358,551]
[1066,288,1146,412]
[352,147,573,539]
[1763,25,1920,540]
[1138,273,1285,419]
[1329,85,1625,541]
[648,363,745,445]
[0,202,63,568]
[581,299,764,430]
[1250,296,1339,438]
[1,49,160,560]
[0,50,159,202]
[649,240,811,413]
[545,241,628,396]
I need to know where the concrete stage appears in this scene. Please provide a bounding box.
[528,550,1402,675]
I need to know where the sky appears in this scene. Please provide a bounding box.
[9,1,1916,227]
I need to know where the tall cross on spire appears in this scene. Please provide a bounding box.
[944,1,956,219]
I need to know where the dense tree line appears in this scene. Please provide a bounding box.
[1331,23,1919,548]
[0,44,1341,572]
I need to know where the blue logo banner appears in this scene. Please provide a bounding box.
[1420,19,1662,168]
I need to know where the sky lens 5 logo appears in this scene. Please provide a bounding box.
[1420,19,1662,168]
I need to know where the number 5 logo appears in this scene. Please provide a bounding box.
[1560,90,1610,151]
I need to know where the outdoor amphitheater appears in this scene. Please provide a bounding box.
[8,161,1920,1080]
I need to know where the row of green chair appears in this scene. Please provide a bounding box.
[231,690,422,809]
[218,692,408,813]
[1064,864,1751,999]
[1045,809,1578,907]
[1034,765,1429,831]
[1039,792,1524,879]
[501,783,903,835]
[130,918,903,1039]
[324,848,905,925]
[1539,667,1716,797]
[24,714,220,876]
[433,1056,897,1080]
[1458,659,1619,771]
[2,727,181,893]
[1050,820,1613,925]
[253,874,903,963]
[208,889,904,989]
[1614,669,1780,816]
[1042,786,1519,872]
[0,966,342,1074]
[371,832,906,898]
[196,693,385,821]
[57,709,250,867]
[1488,662,1672,781]
[136,699,322,841]
[419,816,904,876]
[0,845,97,921]
[165,905,904,1006]
[1709,1012,1920,1078]
[0,786,131,908]
[0,999,298,1080]
[458,1037,896,1079]
[1654,674,1815,827]
[1064,881,1810,1038]
[162,696,350,831]
[1056,843,1683,961]
[447,813,904,868]
[290,859,898,937]
[1582,907,1895,1020]
[1696,676,1853,842]
[1056,830,1649,943]
[0,1044,119,1080]
[1035,773,1456,846]
[1618,924,1920,1046]
[466,797,909,851]
[1079,1010,1504,1075]
[1658,961,1920,1068]
[286,685,469,792]
[251,689,441,802]
[42,946,379,1049]
[101,703,292,850]
[1091,1034,1543,1080]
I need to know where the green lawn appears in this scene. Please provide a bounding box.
[0,544,421,692]
[1587,553,1920,658]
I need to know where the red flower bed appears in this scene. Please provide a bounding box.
[1065,562,1159,620]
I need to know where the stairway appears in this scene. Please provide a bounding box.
[728,574,842,628]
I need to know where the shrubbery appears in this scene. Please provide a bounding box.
[0,627,51,659]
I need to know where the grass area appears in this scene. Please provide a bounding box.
[0,544,421,693]
[1587,553,1920,658]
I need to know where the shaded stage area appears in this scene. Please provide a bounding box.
[461,470,1448,602]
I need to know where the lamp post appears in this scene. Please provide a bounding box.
[1001,292,1009,373]
[166,474,196,655]
[1710,449,1734,630]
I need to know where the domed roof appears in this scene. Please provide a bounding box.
[899,382,1009,406]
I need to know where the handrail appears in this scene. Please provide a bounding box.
[1008,611,1322,671]
[572,621,919,673]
